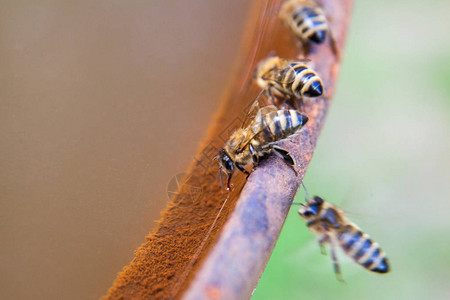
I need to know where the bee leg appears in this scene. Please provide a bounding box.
[287,97,300,111]
[302,41,311,57]
[226,174,233,191]
[249,144,260,166]
[318,235,330,255]
[330,242,346,283]
[328,29,341,59]
[271,145,298,176]
[235,163,250,179]
[323,13,341,59]
[265,87,279,107]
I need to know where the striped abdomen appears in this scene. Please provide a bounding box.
[337,225,390,273]
[253,109,308,147]
[274,63,323,98]
[290,6,328,44]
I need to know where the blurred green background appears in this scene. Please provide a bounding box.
[2,0,449,299]
[253,0,450,299]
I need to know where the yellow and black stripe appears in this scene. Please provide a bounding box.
[254,109,308,145]
[290,6,328,44]
[338,225,390,273]
[273,63,323,98]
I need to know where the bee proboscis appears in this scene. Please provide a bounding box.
[298,195,390,281]
[254,56,324,104]
[217,102,308,190]
[279,0,338,56]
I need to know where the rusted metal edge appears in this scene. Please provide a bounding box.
[181,1,353,299]
[103,0,352,299]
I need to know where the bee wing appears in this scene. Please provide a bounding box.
[261,60,311,85]
[241,98,260,129]
[241,92,275,128]
[255,105,278,121]
[261,65,291,84]
[237,105,278,152]
[308,0,324,8]
[291,58,312,63]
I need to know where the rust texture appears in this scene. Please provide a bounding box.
[104,0,352,299]
[181,0,353,299]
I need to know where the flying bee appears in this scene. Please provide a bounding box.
[254,56,324,106]
[279,0,338,56]
[298,195,390,281]
[217,103,308,190]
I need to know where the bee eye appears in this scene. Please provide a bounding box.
[313,196,324,205]
[303,211,314,217]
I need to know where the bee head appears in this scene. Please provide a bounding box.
[298,196,324,219]
[217,149,235,189]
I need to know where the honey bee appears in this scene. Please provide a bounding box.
[254,56,324,104]
[298,195,390,281]
[217,103,308,190]
[279,0,338,55]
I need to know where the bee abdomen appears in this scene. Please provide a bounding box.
[338,226,390,273]
[361,248,390,274]
[291,7,328,44]
[292,69,323,98]
[262,110,308,141]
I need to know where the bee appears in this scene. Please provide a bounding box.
[279,0,338,56]
[217,103,308,190]
[298,195,390,281]
[254,56,324,105]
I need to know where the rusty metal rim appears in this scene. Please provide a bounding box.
[181,0,353,299]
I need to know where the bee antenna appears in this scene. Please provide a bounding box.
[219,166,225,188]
[301,181,309,201]
[290,202,304,205]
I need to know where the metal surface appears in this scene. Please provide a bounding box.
[105,0,353,299]
[182,0,353,299]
